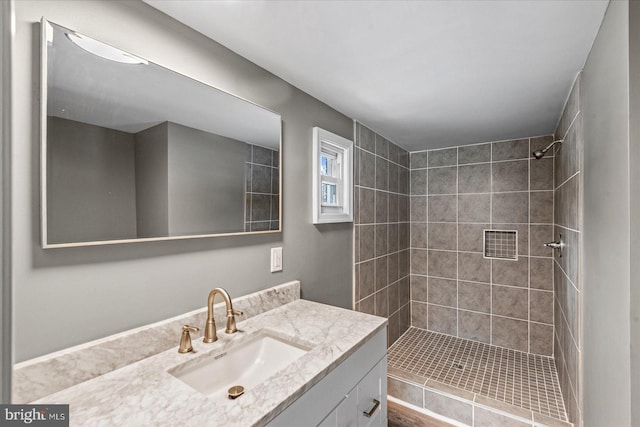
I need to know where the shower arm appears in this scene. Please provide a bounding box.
[533,139,564,159]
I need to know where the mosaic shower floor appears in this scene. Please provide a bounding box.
[388,327,568,422]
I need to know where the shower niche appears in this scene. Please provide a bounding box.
[483,229,518,260]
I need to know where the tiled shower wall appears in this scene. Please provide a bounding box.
[353,123,411,346]
[409,137,555,356]
[553,74,582,426]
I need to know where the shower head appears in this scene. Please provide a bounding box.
[532,149,546,160]
[532,139,563,160]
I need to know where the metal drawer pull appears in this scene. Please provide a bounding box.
[363,399,380,417]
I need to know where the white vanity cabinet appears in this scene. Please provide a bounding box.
[267,328,387,427]
[318,357,386,427]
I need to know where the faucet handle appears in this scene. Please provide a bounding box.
[225,310,243,334]
[178,325,199,353]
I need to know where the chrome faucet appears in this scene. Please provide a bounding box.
[203,288,243,343]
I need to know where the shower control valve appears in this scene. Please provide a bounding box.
[544,235,564,257]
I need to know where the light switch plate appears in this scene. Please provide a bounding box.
[271,247,283,272]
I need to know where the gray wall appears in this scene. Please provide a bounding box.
[553,74,583,426]
[1,0,12,404]
[13,0,353,362]
[134,122,168,238]
[167,122,245,235]
[47,116,138,243]
[629,3,640,426]
[581,1,632,425]
[408,137,555,356]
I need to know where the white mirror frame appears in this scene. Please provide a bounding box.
[312,127,353,224]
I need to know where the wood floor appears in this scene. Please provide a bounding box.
[388,400,454,427]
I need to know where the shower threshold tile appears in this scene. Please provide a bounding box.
[388,327,568,423]
[426,380,475,401]
[474,394,533,419]
[388,366,428,386]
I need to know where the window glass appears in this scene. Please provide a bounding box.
[321,182,338,205]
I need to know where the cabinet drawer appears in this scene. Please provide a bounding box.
[317,410,337,427]
[336,391,357,427]
[356,356,386,427]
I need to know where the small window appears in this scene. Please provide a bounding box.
[312,127,353,224]
[320,148,341,206]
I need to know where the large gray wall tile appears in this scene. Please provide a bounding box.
[531,157,554,191]
[375,190,388,223]
[492,192,529,224]
[358,124,376,152]
[411,223,428,248]
[492,160,529,192]
[428,167,457,194]
[411,249,429,275]
[492,257,529,287]
[360,150,376,188]
[428,223,457,250]
[458,163,491,193]
[458,143,491,164]
[458,310,491,343]
[530,289,554,324]
[376,134,389,159]
[458,252,491,283]
[492,285,529,320]
[530,191,554,224]
[411,301,429,329]
[458,223,488,252]
[458,194,490,223]
[376,156,389,190]
[530,322,553,356]
[411,196,427,222]
[428,304,457,335]
[429,195,457,222]
[429,148,457,167]
[428,277,457,307]
[411,275,428,303]
[428,250,458,279]
[458,281,491,313]
[492,316,529,352]
[411,169,428,195]
[411,151,428,169]
[492,138,530,161]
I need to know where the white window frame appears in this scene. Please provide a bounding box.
[312,127,353,224]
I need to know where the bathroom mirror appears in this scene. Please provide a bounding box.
[41,20,282,248]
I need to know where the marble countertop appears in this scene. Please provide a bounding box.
[34,300,387,427]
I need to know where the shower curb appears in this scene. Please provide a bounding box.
[388,372,573,427]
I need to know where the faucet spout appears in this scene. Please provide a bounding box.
[203,288,243,343]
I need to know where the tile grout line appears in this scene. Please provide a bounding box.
[528,137,532,355]
[489,141,493,346]
[456,146,459,338]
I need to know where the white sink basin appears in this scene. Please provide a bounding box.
[169,332,310,400]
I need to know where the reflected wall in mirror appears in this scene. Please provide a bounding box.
[41,20,282,248]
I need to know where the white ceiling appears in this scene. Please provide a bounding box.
[145,0,608,151]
